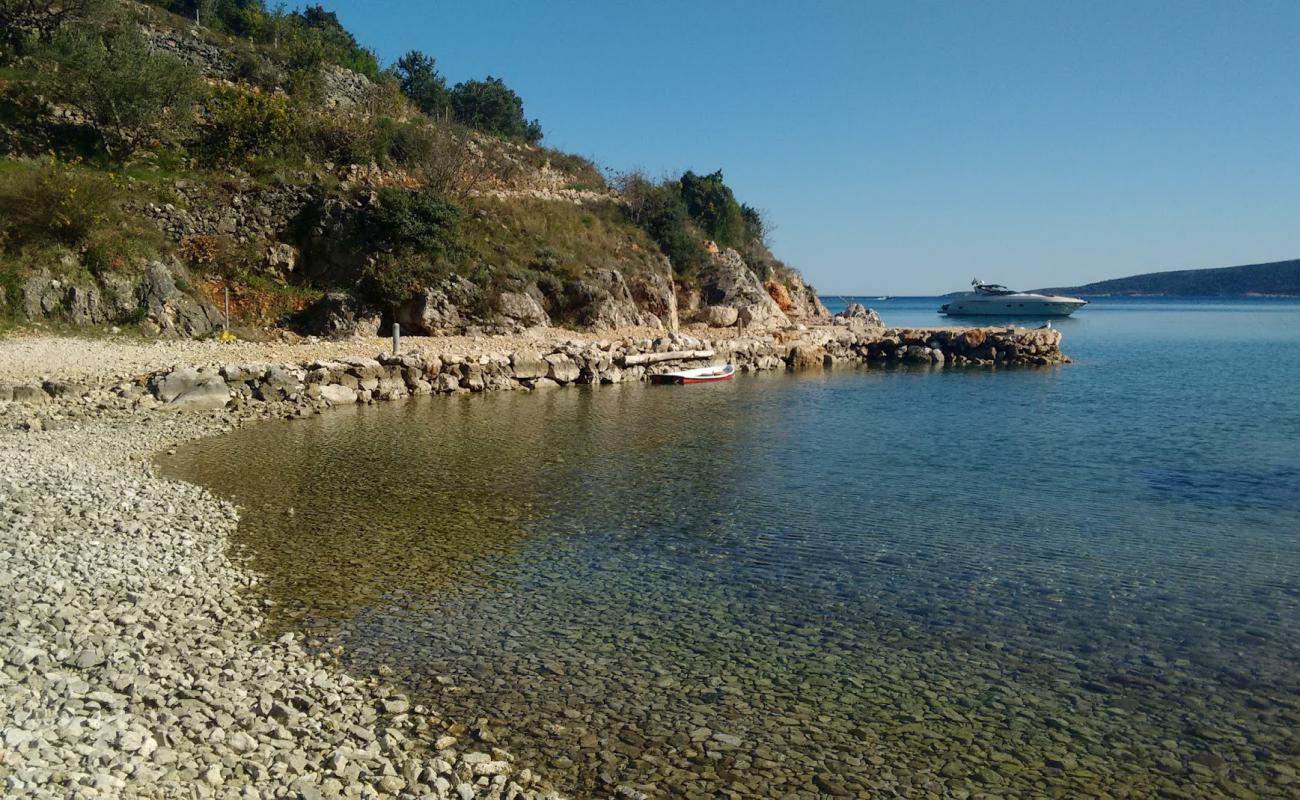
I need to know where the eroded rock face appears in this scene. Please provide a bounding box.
[137,262,225,337]
[395,275,481,334]
[566,269,662,330]
[20,262,222,337]
[697,249,789,330]
[299,293,382,339]
[625,263,679,331]
[496,291,549,329]
[782,271,830,319]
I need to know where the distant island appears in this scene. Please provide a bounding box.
[1039,258,1300,297]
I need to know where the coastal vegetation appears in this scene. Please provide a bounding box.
[0,0,822,335]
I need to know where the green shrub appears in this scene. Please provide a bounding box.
[0,158,119,248]
[197,86,293,166]
[369,187,463,255]
[299,111,384,165]
[352,187,465,308]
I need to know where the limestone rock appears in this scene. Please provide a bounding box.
[396,275,481,334]
[698,305,739,327]
[697,249,788,329]
[510,350,548,380]
[496,291,549,328]
[299,293,381,339]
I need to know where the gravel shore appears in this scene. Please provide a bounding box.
[0,379,562,798]
[0,331,665,386]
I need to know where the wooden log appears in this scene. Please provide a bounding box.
[619,349,715,367]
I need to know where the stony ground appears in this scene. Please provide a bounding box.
[0,396,562,798]
[0,330,668,386]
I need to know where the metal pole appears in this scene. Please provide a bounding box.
[223,286,229,333]
[392,323,400,356]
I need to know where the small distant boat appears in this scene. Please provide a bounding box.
[876,296,893,301]
[650,364,735,384]
[940,278,1087,317]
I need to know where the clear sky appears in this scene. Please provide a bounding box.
[318,0,1300,294]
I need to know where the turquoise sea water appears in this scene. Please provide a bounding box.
[162,298,1300,798]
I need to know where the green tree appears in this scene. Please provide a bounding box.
[40,19,199,162]
[392,50,450,118]
[450,76,542,143]
[679,170,746,247]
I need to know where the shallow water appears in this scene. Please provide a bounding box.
[162,298,1300,798]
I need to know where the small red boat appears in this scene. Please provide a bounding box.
[650,363,736,384]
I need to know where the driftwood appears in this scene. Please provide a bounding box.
[620,349,715,367]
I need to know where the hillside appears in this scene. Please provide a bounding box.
[0,0,826,338]
[1039,258,1300,297]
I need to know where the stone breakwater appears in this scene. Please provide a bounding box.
[0,327,1067,420]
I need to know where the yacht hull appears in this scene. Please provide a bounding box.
[940,296,1087,317]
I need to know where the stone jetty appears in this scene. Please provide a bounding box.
[1,325,1067,419]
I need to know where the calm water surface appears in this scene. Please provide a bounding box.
[162,298,1300,798]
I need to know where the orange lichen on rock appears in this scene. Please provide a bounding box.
[960,328,987,349]
[765,279,796,313]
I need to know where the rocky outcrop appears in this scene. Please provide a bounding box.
[625,265,679,331]
[297,292,382,338]
[781,271,830,320]
[142,25,236,80]
[563,269,664,331]
[394,275,481,335]
[834,302,884,331]
[19,262,223,337]
[136,262,225,336]
[495,290,549,329]
[693,249,789,330]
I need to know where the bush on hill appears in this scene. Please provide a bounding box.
[450,77,542,144]
[359,187,466,308]
[38,15,199,163]
[392,50,450,119]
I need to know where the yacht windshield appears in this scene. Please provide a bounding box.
[974,283,1015,296]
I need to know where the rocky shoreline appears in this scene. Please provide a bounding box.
[0,323,1067,798]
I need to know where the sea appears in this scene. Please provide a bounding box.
[161,296,1300,798]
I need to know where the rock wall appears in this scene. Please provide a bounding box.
[19,262,225,337]
[0,327,1069,417]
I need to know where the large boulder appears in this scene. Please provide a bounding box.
[496,290,549,328]
[510,349,548,380]
[697,305,739,327]
[697,249,788,329]
[299,293,381,338]
[396,275,481,334]
[150,367,230,409]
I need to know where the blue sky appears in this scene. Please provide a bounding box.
[320,0,1300,294]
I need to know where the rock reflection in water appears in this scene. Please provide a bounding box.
[163,365,1300,799]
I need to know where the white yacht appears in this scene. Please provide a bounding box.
[940,279,1088,317]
